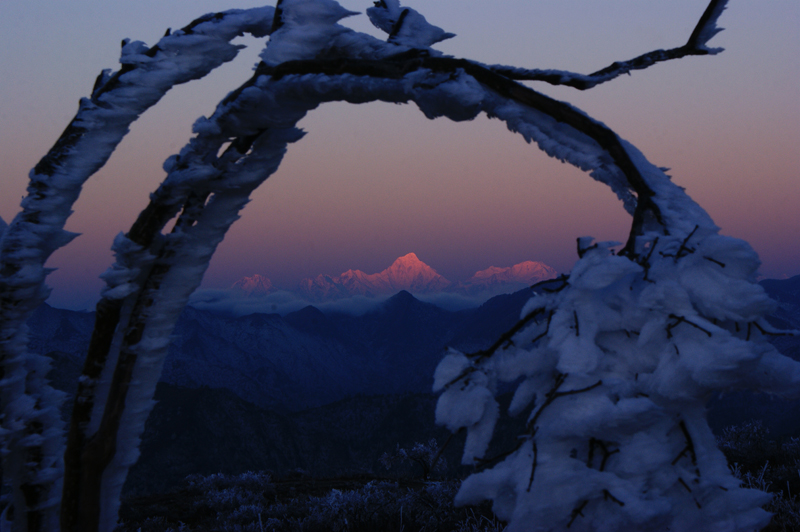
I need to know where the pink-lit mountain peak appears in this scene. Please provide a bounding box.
[381,252,450,290]
[297,253,450,300]
[470,261,557,285]
[231,274,275,296]
[238,255,558,302]
[337,253,449,292]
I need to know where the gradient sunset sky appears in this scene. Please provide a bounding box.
[1,1,798,309]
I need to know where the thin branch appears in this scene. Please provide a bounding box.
[588,438,619,472]
[567,500,589,528]
[677,477,703,509]
[527,440,538,491]
[671,420,698,468]
[666,314,713,339]
[526,373,568,432]
[600,448,619,473]
[640,237,659,282]
[531,311,554,345]
[467,307,545,360]
[577,238,598,258]
[703,256,726,268]
[487,0,728,91]
[751,321,797,338]
[429,428,464,474]
[519,375,602,490]
[388,8,410,41]
[535,274,570,293]
[475,439,525,472]
[552,380,603,399]
[603,490,625,507]
[675,225,699,261]
[524,373,593,491]
[444,301,546,397]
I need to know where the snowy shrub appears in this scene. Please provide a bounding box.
[270,480,482,532]
[435,228,800,530]
[380,439,448,479]
[201,487,266,513]
[719,421,771,453]
[716,423,800,530]
[455,510,506,532]
[764,492,800,532]
[185,471,273,521]
[116,473,499,532]
[117,516,189,532]
[718,422,800,495]
[186,470,274,494]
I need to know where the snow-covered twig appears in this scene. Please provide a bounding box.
[487,0,729,91]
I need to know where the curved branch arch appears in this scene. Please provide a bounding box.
[2,1,795,530]
[67,36,720,531]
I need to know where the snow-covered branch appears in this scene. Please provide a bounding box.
[487,0,729,90]
[0,8,273,531]
[2,1,793,531]
[256,52,714,253]
[63,27,313,531]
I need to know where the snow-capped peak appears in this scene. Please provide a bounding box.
[470,261,557,285]
[297,253,450,301]
[231,274,275,297]
[382,252,450,291]
[234,256,559,303]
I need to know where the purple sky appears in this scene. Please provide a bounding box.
[1,1,798,309]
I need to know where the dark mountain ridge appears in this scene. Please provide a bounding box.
[27,276,800,495]
[33,286,539,412]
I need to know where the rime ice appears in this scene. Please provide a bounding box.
[1,1,792,530]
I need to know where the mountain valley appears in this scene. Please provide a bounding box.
[29,275,800,495]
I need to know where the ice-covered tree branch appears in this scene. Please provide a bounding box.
[2,1,796,531]
[0,8,274,532]
[255,51,706,253]
[486,0,729,90]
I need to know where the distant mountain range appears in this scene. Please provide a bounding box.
[27,274,800,494]
[31,286,539,492]
[233,253,558,302]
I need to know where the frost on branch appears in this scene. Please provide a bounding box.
[0,7,274,531]
[3,0,794,530]
[437,228,800,530]
[367,0,455,49]
[487,0,729,90]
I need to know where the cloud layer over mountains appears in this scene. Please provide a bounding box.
[191,253,557,316]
